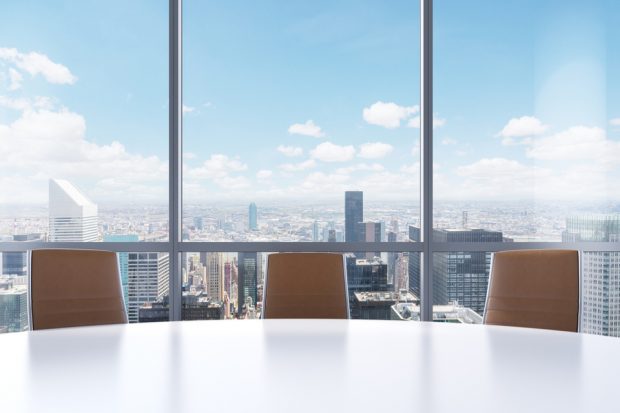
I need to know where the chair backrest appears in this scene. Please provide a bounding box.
[30,249,128,330]
[263,253,349,319]
[483,249,579,332]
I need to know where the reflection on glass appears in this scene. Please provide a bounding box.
[434,0,620,242]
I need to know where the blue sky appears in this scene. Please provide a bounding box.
[1,0,619,206]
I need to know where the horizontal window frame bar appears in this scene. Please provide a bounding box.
[429,242,620,253]
[0,242,171,253]
[1,241,619,253]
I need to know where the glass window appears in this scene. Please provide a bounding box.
[0,0,169,242]
[181,251,420,321]
[434,0,619,242]
[183,0,420,242]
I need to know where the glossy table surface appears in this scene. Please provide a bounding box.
[1,320,619,413]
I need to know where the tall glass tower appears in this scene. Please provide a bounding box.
[345,191,363,242]
[563,215,620,336]
[248,202,258,231]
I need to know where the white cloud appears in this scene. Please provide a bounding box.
[256,170,273,180]
[497,116,549,138]
[301,172,350,192]
[400,163,419,174]
[526,126,620,162]
[433,117,446,128]
[0,47,77,85]
[363,101,418,129]
[441,138,457,145]
[199,154,246,174]
[438,156,618,202]
[609,118,620,126]
[288,120,325,138]
[182,104,195,114]
[408,116,420,128]
[8,68,22,90]
[310,141,356,162]
[185,154,249,189]
[358,142,393,159]
[408,115,446,129]
[335,163,384,174]
[279,159,316,172]
[277,145,303,157]
[183,152,197,160]
[0,106,168,204]
[0,96,30,110]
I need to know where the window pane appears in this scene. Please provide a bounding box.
[434,0,619,242]
[0,0,169,242]
[0,251,169,334]
[180,251,419,321]
[183,0,420,242]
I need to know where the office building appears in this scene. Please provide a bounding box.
[48,179,98,242]
[140,292,224,322]
[238,252,258,315]
[345,191,363,242]
[387,231,397,283]
[433,229,503,314]
[391,302,483,324]
[563,215,620,336]
[127,253,170,323]
[1,234,41,276]
[0,279,28,332]
[356,221,383,259]
[193,216,204,231]
[353,290,418,320]
[103,234,139,310]
[346,255,390,317]
[206,253,224,301]
[408,226,421,298]
[249,202,258,231]
[312,221,320,241]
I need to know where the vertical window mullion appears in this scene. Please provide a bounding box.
[169,0,183,321]
[420,0,434,322]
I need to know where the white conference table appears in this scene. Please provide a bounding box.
[1,320,619,413]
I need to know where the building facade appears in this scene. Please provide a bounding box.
[563,215,620,336]
[127,252,170,323]
[49,179,98,242]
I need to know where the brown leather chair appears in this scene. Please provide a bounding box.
[30,249,128,330]
[483,249,579,332]
[263,253,349,319]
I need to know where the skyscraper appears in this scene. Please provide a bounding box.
[408,226,421,298]
[1,234,41,276]
[312,221,320,242]
[127,252,170,323]
[433,229,503,314]
[249,202,258,231]
[356,221,383,258]
[206,253,224,301]
[345,191,363,242]
[49,179,98,242]
[237,252,258,315]
[345,255,390,318]
[387,231,397,284]
[0,279,28,332]
[563,215,620,336]
[104,234,139,309]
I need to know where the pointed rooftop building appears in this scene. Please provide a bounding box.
[49,179,98,242]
